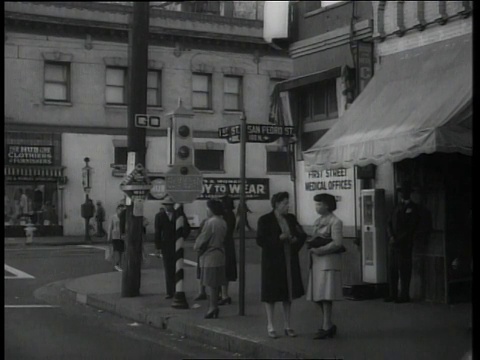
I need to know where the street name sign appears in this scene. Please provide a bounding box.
[135,114,161,129]
[218,124,295,144]
[165,165,203,204]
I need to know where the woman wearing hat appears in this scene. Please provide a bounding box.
[256,192,307,338]
[194,199,227,319]
[307,193,344,339]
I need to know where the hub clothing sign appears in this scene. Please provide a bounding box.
[7,145,54,165]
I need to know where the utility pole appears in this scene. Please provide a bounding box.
[122,1,150,297]
[239,112,247,315]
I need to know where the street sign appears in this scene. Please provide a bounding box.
[135,114,161,129]
[120,163,152,201]
[165,165,203,204]
[218,124,294,144]
[149,178,167,200]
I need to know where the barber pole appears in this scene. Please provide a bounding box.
[171,206,189,309]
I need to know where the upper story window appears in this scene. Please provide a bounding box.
[224,75,243,111]
[195,149,224,172]
[181,1,220,15]
[300,78,338,122]
[192,73,213,110]
[44,61,70,102]
[266,149,290,174]
[147,70,162,107]
[106,67,128,105]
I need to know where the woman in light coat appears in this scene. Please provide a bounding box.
[307,193,344,340]
[194,199,227,319]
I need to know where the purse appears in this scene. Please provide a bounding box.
[306,236,346,253]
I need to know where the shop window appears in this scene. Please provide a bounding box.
[195,149,224,172]
[192,73,212,110]
[300,78,338,122]
[106,67,128,105]
[44,61,70,102]
[114,146,128,165]
[147,70,162,107]
[224,75,243,111]
[267,150,289,173]
[181,1,220,15]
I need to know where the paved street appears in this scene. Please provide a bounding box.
[4,244,243,359]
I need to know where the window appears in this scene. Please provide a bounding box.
[192,73,212,110]
[195,150,224,172]
[114,147,128,165]
[147,70,162,107]
[224,76,243,111]
[44,62,70,102]
[300,78,338,121]
[267,150,290,173]
[106,67,127,105]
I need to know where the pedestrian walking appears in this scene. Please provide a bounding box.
[385,181,422,303]
[94,201,106,237]
[194,199,227,319]
[256,192,307,339]
[235,200,253,232]
[219,195,237,305]
[306,193,345,340]
[194,218,208,301]
[108,205,126,272]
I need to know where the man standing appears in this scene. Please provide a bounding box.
[155,197,177,299]
[385,182,422,303]
[95,201,106,237]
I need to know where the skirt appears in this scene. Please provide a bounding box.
[306,270,343,301]
[200,266,227,288]
[112,239,125,252]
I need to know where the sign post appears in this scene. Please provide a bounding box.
[239,112,247,316]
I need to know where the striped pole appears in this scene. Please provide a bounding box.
[171,205,189,309]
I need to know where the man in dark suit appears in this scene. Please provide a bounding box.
[154,197,191,299]
[385,182,422,303]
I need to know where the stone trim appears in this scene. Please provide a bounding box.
[267,70,291,80]
[148,60,164,70]
[221,66,245,76]
[191,63,215,73]
[42,51,73,62]
[193,141,226,150]
[265,145,287,152]
[103,57,128,67]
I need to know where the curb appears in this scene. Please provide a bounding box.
[63,283,308,359]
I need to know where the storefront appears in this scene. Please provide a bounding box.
[302,35,472,303]
[4,132,67,237]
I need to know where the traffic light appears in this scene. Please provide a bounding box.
[167,100,194,173]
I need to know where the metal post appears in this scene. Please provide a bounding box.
[122,1,149,298]
[171,205,189,309]
[239,112,247,316]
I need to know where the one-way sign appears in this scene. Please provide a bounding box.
[218,124,294,144]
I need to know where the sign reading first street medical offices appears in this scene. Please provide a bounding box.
[7,145,54,165]
[218,124,294,144]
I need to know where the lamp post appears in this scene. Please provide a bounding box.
[81,157,94,243]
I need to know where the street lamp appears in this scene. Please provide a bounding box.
[81,157,95,243]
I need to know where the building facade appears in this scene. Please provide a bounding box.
[295,1,472,304]
[4,1,293,237]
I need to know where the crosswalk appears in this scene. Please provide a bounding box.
[4,264,35,279]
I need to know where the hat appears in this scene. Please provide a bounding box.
[397,181,413,195]
[161,196,175,205]
[207,199,224,216]
[313,193,337,211]
[96,200,102,205]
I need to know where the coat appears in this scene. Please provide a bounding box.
[155,209,191,257]
[387,201,422,251]
[194,215,227,268]
[223,209,237,281]
[256,211,307,302]
[310,213,343,270]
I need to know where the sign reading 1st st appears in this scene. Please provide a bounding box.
[135,114,161,129]
[218,124,295,144]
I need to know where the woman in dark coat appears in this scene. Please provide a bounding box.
[256,192,307,339]
[219,195,237,305]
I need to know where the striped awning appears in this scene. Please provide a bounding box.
[5,165,65,178]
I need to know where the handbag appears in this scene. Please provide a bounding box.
[306,236,346,253]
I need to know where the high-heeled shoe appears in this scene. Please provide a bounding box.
[267,329,277,339]
[204,308,219,319]
[218,297,232,306]
[314,325,337,339]
[284,328,297,337]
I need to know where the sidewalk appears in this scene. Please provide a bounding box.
[55,258,471,359]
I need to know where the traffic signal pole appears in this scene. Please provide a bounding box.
[239,112,247,316]
[122,2,149,297]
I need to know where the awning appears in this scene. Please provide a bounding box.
[303,35,472,170]
[5,165,65,178]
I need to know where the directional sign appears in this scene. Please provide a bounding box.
[135,114,161,129]
[120,163,152,200]
[165,165,203,204]
[218,124,295,143]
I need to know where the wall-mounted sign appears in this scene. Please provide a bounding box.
[305,168,353,192]
[199,178,270,200]
[7,145,54,165]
